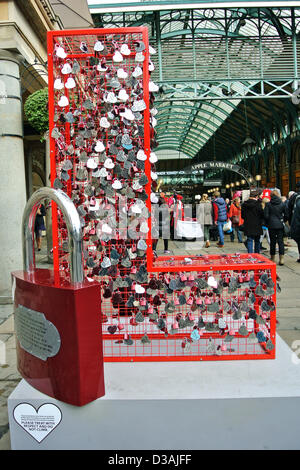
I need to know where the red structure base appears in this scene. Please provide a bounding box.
[12,269,105,406]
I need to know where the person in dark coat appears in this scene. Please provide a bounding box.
[290,183,300,263]
[287,182,300,225]
[34,203,46,251]
[264,190,288,265]
[241,188,264,254]
[212,191,228,247]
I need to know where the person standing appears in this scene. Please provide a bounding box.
[288,182,300,225]
[34,203,46,252]
[264,190,287,265]
[199,193,213,248]
[290,184,300,263]
[212,191,228,248]
[228,197,243,243]
[241,188,264,253]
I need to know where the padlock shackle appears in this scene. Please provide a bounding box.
[22,187,84,284]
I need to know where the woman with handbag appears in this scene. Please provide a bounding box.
[263,190,288,265]
[228,197,243,243]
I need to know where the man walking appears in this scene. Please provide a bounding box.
[212,191,228,248]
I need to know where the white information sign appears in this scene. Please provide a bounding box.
[13,403,62,443]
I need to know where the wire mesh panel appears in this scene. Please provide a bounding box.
[102,254,276,361]
[47,29,276,362]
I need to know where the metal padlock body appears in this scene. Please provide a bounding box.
[12,188,105,406]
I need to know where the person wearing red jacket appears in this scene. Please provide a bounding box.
[228,197,244,243]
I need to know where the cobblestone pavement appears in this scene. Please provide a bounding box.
[1,235,299,449]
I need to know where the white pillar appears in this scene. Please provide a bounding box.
[0,50,27,293]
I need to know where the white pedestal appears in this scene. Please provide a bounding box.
[8,335,300,450]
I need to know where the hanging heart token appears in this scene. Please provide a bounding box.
[61,63,72,75]
[62,159,73,171]
[58,96,69,107]
[238,324,249,336]
[113,50,123,63]
[190,329,200,342]
[117,68,128,79]
[137,239,147,251]
[120,44,131,56]
[94,40,104,52]
[54,78,64,90]
[51,127,62,139]
[107,325,117,335]
[112,179,122,190]
[86,158,98,169]
[101,257,111,269]
[207,276,218,289]
[124,335,134,346]
[55,44,67,59]
[141,333,151,345]
[135,284,145,294]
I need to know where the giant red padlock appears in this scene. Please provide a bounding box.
[11,188,105,406]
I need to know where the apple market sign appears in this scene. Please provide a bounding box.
[189,161,255,186]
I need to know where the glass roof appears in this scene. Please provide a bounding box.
[91,6,300,163]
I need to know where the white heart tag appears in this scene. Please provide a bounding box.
[54,78,64,90]
[120,44,131,56]
[86,158,98,169]
[112,179,122,190]
[13,403,62,443]
[58,96,69,107]
[113,51,123,63]
[55,45,67,59]
[118,89,129,102]
[95,140,105,153]
[94,40,104,52]
[135,284,145,294]
[117,68,128,79]
[137,150,147,161]
[61,63,72,75]
[208,276,218,289]
[65,77,76,89]
[104,158,114,169]
[149,152,158,163]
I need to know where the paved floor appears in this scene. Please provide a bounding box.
[1,234,300,450]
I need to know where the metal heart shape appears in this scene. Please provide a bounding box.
[238,324,249,336]
[137,239,147,251]
[101,256,111,269]
[62,159,73,171]
[131,100,146,112]
[141,333,151,345]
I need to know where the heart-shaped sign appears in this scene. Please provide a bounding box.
[13,403,62,443]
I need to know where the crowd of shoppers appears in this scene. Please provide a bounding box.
[151,181,300,265]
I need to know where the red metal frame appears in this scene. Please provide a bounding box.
[47,29,276,363]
